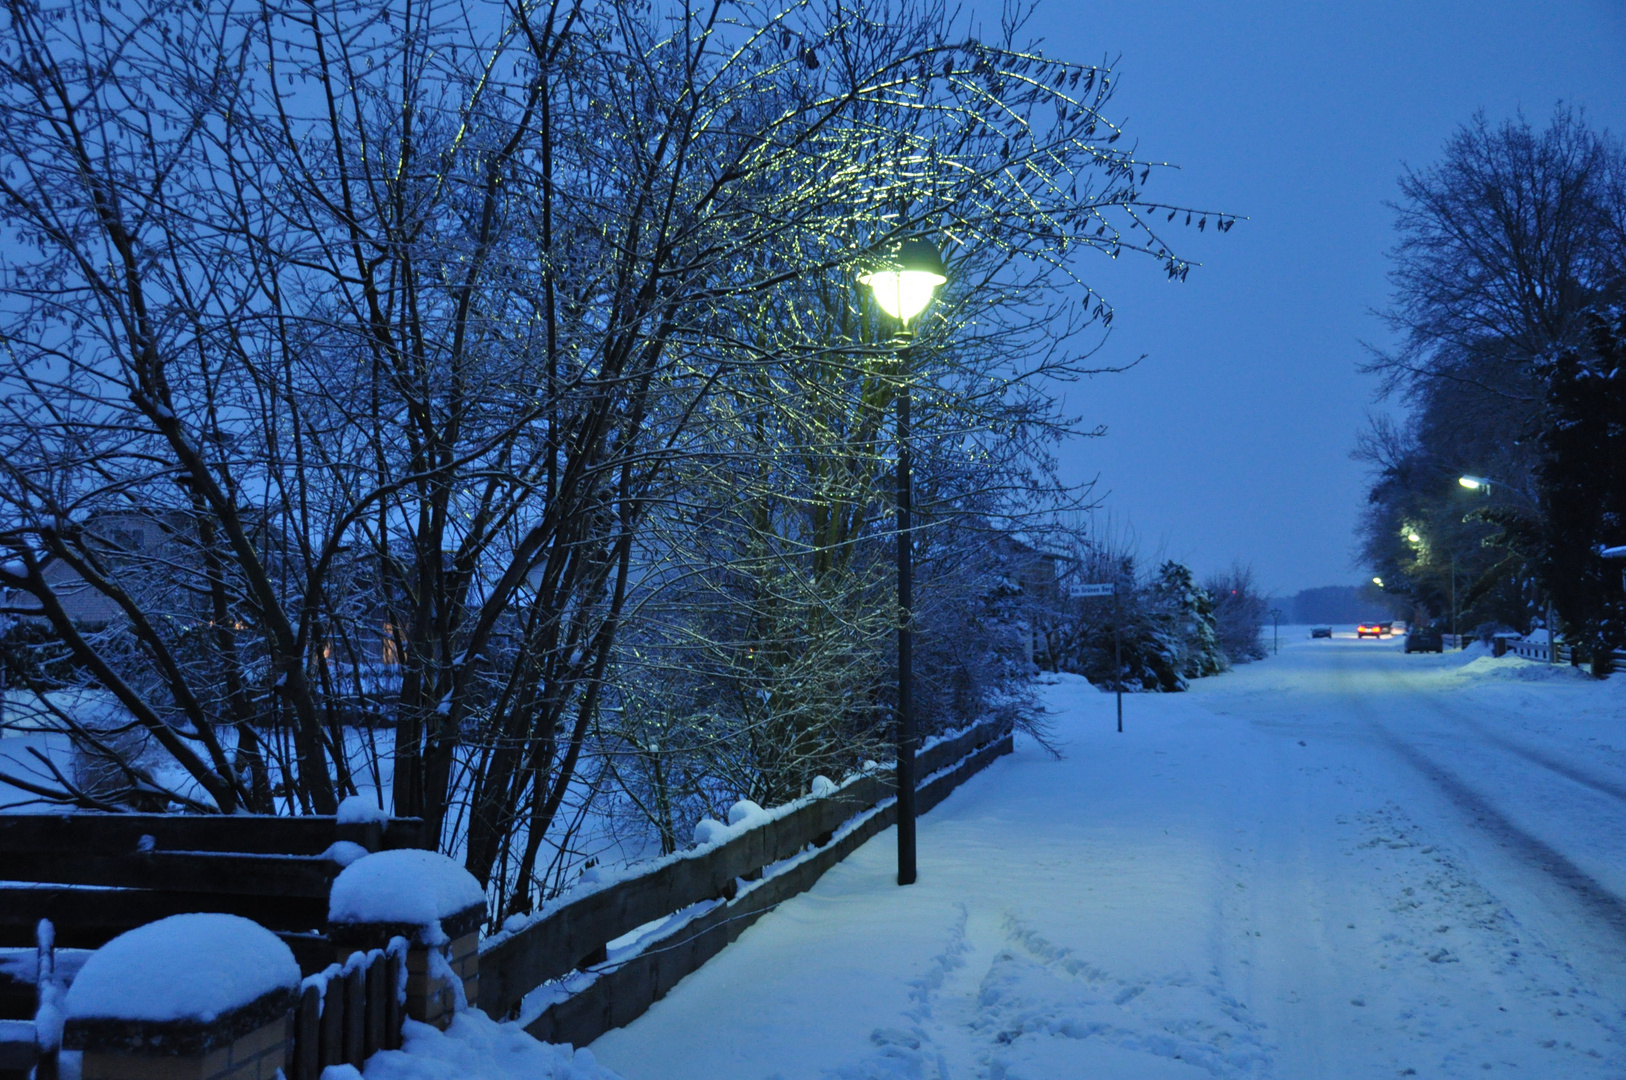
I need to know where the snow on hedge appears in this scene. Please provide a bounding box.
[328,849,484,933]
[64,914,298,1023]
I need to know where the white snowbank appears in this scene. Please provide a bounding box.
[64,914,298,1022]
[328,850,484,932]
[359,1012,623,1080]
[1450,654,1595,683]
[338,795,392,825]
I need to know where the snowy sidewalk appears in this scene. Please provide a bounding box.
[588,635,1626,1079]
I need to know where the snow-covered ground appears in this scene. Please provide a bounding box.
[588,629,1626,1079]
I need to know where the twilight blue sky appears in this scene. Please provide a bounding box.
[981,0,1626,596]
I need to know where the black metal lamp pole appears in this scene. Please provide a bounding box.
[858,237,946,888]
[894,332,917,886]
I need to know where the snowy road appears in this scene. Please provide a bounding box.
[588,634,1626,1079]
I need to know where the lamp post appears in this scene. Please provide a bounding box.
[1460,474,1553,663]
[859,238,947,888]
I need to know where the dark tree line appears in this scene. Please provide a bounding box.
[1357,106,1626,668]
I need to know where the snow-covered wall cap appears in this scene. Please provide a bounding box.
[329,849,484,931]
[1601,544,1626,560]
[64,914,298,1023]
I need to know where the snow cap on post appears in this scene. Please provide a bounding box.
[63,913,299,1054]
[328,848,485,948]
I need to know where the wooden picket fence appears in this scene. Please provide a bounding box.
[479,716,1015,1047]
[288,942,409,1080]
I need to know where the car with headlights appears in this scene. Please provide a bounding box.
[1357,622,1383,639]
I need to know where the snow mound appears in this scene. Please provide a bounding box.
[359,1011,624,1080]
[337,794,392,825]
[691,818,728,846]
[64,914,298,1023]
[1452,654,1596,683]
[323,840,372,867]
[810,775,838,797]
[726,799,766,826]
[329,850,484,929]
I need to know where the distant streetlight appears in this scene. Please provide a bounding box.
[860,237,947,888]
[1372,576,1384,588]
[1459,475,1490,491]
[1407,532,1421,544]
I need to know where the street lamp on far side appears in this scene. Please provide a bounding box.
[859,236,947,888]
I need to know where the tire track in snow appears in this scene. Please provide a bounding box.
[1370,723,1626,946]
[1412,689,1626,806]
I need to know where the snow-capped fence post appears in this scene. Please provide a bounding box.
[32,917,60,1080]
[61,913,300,1080]
[327,850,483,1031]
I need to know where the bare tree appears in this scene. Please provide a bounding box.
[0,0,1223,915]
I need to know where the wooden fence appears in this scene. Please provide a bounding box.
[0,812,428,968]
[0,812,430,1079]
[479,717,1015,1047]
[289,942,408,1080]
[1497,637,1626,665]
[0,715,1018,1071]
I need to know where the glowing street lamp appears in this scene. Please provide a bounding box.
[1407,532,1421,544]
[861,237,946,889]
[1459,475,1490,491]
[858,239,948,324]
[1372,577,1384,588]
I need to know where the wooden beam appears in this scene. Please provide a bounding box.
[0,886,329,947]
[0,813,429,857]
[2,849,339,897]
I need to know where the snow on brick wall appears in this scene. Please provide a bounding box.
[64,913,298,1023]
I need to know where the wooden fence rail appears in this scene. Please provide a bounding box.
[480,717,1016,1043]
[0,812,431,972]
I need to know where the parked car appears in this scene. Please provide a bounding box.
[1405,627,1444,653]
[1311,626,1333,638]
[1357,623,1383,639]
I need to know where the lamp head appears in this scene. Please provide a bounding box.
[1372,576,1384,587]
[1458,475,1489,491]
[859,238,947,323]
[1407,532,1421,544]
